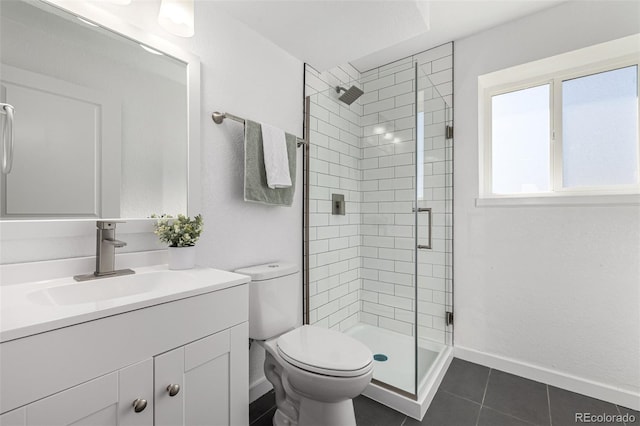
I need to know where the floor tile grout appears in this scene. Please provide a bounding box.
[615,404,628,426]
[480,368,491,406]
[437,368,549,426]
[441,389,482,407]
[547,385,553,426]
[480,401,543,426]
[474,367,492,426]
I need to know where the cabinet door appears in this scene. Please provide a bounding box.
[154,346,185,426]
[0,407,25,426]
[155,322,248,426]
[118,359,154,426]
[20,360,153,426]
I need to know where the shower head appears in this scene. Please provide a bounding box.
[336,85,364,105]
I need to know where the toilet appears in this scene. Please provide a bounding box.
[235,262,373,426]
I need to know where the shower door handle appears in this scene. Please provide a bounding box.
[1,103,15,174]
[414,207,432,250]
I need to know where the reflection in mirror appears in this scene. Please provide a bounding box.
[0,0,188,219]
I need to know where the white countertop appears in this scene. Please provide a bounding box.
[0,265,250,343]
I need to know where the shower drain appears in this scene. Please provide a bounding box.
[373,354,388,362]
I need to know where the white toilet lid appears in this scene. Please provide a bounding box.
[276,325,373,378]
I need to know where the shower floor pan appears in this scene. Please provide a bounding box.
[345,323,453,420]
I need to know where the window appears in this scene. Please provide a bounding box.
[562,66,638,189]
[491,84,551,194]
[479,36,640,201]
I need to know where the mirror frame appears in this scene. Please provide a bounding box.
[0,0,201,239]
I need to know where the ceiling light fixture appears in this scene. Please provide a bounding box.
[158,0,195,38]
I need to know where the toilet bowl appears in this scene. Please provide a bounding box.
[259,326,373,426]
[235,263,373,426]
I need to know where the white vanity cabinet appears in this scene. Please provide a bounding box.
[0,275,249,426]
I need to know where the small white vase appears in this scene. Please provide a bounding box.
[168,246,196,270]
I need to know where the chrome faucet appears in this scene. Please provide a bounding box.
[74,221,135,281]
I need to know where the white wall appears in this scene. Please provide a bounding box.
[1,0,303,401]
[454,0,640,407]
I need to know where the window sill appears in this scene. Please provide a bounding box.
[475,193,640,207]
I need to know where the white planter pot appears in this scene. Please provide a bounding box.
[168,246,196,270]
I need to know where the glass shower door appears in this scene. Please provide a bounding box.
[357,61,420,398]
[414,62,454,394]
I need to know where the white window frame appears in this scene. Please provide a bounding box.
[478,34,640,206]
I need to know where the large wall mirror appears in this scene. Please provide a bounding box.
[0,0,199,220]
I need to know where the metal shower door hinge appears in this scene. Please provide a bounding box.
[445,311,454,326]
[445,125,453,140]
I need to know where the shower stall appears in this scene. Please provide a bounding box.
[302,44,454,419]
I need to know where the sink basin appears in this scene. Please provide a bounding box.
[1,264,251,343]
[28,270,183,306]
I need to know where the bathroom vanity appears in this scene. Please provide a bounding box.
[0,266,250,426]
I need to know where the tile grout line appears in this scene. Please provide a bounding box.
[441,390,483,407]
[481,405,541,426]
[546,385,553,426]
[614,404,626,426]
[475,368,492,426]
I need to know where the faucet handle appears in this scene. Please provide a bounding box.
[97,220,126,230]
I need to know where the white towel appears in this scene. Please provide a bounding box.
[261,122,292,189]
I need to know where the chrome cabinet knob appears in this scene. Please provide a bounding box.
[166,384,180,397]
[132,398,147,413]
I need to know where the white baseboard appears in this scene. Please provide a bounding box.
[454,346,640,411]
[249,377,273,404]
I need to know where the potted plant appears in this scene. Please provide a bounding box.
[152,214,203,270]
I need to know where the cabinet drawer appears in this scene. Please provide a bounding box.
[27,373,118,426]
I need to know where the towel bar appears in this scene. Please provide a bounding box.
[211,111,307,147]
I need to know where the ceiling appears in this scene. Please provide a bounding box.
[212,0,566,73]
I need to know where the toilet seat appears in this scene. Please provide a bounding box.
[276,325,373,378]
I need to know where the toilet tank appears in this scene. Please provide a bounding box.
[235,262,300,340]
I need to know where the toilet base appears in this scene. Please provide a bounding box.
[271,391,357,426]
[297,399,356,426]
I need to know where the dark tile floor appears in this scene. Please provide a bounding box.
[249,358,640,426]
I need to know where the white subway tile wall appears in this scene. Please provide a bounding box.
[305,43,453,347]
[306,64,363,332]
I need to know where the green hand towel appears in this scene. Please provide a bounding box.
[244,120,297,206]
